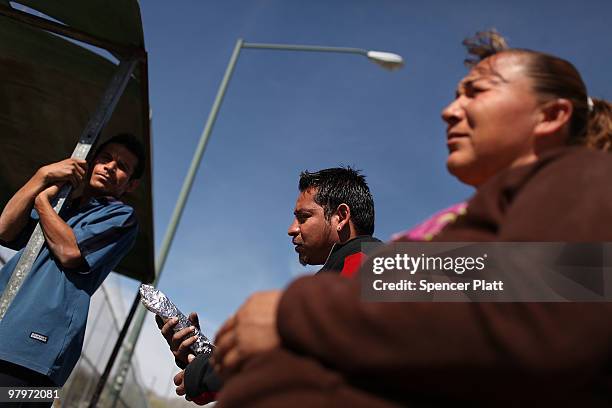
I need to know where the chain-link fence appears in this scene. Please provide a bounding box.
[0,248,150,408]
[59,274,150,408]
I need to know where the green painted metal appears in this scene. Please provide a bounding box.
[107,37,404,403]
[0,2,154,283]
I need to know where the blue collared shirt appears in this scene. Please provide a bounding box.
[0,196,138,385]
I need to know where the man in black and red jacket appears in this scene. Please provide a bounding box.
[290,167,381,277]
[159,167,381,404]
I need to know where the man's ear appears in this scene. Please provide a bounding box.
[534,98,573,138]
[125,179,140,194]
[335,203,351,231]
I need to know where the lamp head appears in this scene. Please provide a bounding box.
[366,50,404,70]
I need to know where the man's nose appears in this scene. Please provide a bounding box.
[104,160,117,173]
[288,219,299,236]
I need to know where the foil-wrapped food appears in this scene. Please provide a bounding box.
[139,284,214,358]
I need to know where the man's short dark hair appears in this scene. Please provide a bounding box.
[299,167,375,235]
[95,133,146,180]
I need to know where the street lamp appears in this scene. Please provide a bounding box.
[366,50,404,70]
[157,39,403,279]
[242,41,404,70]
[100,38,404,407]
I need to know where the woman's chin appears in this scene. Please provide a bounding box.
[446,161,481,187]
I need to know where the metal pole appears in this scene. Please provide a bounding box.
[103,38,245,407]
[0,56,139,320]
[242,42,367,56]
[155,37,244,276]
[88,292,140,408]
[0,5,143,59]
[102,37,403,405]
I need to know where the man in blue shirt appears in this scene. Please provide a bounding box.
[0,134,145,394]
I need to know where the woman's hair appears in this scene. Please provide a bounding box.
[585,98,612,151]
[462,30,612,151]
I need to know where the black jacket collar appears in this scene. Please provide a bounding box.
[318,235,381,274]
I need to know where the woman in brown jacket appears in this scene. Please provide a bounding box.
[207,32,612,407]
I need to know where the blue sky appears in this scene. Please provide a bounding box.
[2,0,612,400]
[50,0,610,398]
[139,0,612,337]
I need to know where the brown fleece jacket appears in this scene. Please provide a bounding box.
[221,147,612,407]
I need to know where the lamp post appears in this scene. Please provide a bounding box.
[155,38,403,282]
[100,38,404,407]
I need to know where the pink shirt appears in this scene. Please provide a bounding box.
[390,202,468,242]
